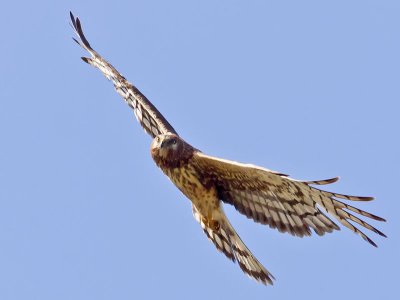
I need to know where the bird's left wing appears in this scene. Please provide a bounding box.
[70,12,177,138]
[192,152,386,246]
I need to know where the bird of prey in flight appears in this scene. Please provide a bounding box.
[70,12,385,285]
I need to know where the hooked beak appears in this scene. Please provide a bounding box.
[160,139,174,149]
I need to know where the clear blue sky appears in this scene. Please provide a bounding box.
[0,0,398,299]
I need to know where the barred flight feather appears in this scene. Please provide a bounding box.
[70,12,177,138]
[192,205,275,285]
[192,152,386,247]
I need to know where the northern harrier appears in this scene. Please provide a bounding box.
[70,12,385,285]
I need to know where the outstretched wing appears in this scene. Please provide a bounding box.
[192,152,386,247]
[70,12,177,138]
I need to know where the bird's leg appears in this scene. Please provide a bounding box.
[201,215,220,232]
[209,219,220,231]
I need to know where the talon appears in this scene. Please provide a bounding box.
[201,216,220,231]
[210,220,220,231]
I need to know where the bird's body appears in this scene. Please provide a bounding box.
[70,12,386,286]
[164,165,221,229]
[151,135,220,228]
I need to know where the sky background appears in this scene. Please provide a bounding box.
[0,0,399,299]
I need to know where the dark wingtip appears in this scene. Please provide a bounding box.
[361,196,375,201]
[81,57,90,64]
[269,272,276,281]
[372,215,386,222]
[72,37,80,45]
[70,11,77,30]
[366,236,378,248]
[69,11,92,50]
[325,176,340,184]
[371,224,387,238]
[379,231,387,238]
[302,176,340,186]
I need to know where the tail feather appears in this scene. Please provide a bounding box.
[193,205,274,285]
[193,206,235,261]
[224,218,275,285]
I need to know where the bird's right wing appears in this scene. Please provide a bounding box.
[70,12,177,138]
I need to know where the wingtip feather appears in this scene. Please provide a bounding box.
[302,176,340,186]
[367,237,378,248]
[359,196,375,201]
[69,11,92,50]
[328,176,340,184]
[81,57,90,64]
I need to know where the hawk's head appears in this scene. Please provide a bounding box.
[150,133,194,168]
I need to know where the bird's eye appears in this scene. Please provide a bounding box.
[156,136,160,143]
[172,139,177,145]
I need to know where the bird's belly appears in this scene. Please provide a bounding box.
[164,166,220,217]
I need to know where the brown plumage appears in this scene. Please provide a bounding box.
[70,12,386,286]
